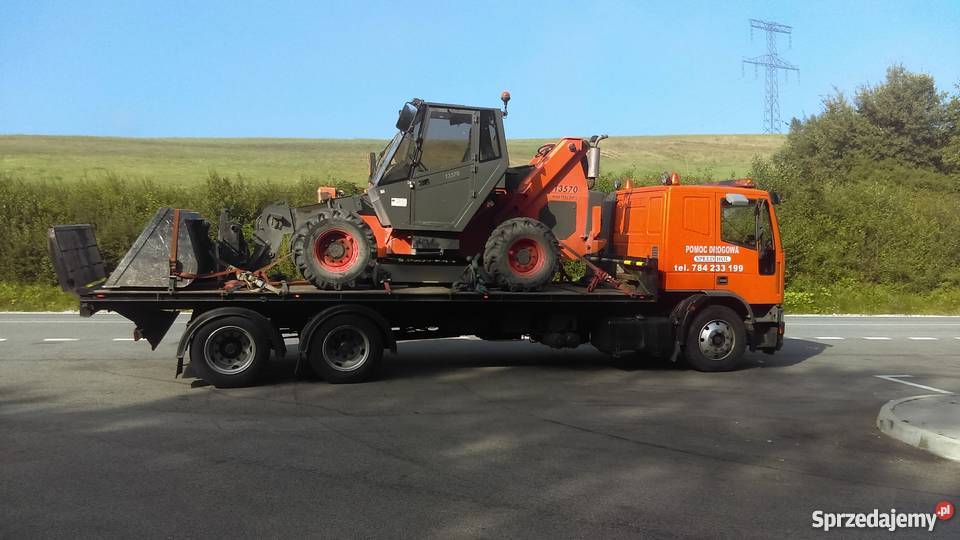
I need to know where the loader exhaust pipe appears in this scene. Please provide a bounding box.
[586,134,608,184]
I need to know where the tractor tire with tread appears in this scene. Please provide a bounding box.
[292,209,377,290]
[483,217,559,292]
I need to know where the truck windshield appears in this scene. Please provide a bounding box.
[721,199,759,250]
[721,197,779,254]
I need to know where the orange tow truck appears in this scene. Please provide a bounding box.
[48,97,784,387]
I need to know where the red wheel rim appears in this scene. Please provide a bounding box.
[313,228,360,272]
[507,237,546,277]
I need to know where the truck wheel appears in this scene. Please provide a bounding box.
[189,316,270,387]
[483,218,559,291]
[682,305,747,372]
[308,314,383,384]
[292,210,376,290]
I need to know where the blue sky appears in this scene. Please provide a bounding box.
[1,0,957,138]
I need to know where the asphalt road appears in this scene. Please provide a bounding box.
[1,313,959,538]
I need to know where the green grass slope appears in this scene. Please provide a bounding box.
[0,134,784,185]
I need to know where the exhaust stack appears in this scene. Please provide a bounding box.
[586,134,608,182]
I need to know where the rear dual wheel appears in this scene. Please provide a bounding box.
[307,314,383,384]
[292,210,377,290]
[189,316,270,388]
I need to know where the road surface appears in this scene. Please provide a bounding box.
[1,313,958,537]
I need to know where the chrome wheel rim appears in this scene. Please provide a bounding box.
[698,320,735,360]
[203,326,257,375]
[321,325,370,372]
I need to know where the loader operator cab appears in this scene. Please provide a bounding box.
[367,99,509,232]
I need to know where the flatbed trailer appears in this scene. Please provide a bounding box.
[71,280,783,387]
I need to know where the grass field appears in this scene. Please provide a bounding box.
[0,134,785,185]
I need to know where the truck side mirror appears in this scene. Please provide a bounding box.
[369,152,377,180]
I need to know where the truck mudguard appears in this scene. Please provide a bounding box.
[299,304,398,358]
[669,291,756,361]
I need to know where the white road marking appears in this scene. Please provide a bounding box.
[815,336,844,340]
[790,323,960,326]
[908,337,938,341]
[875,375,953,395]
[0,338,6,342]
[112,338,136,342]
[43,338,78,342]
[863,337,891,340]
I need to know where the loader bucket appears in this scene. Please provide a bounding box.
[104,208,214,289]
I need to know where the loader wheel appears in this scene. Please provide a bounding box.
[483,218,559,291]
[682,305,746,372]
[292,210,377,290]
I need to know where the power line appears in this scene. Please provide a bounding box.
[743,19,799,133]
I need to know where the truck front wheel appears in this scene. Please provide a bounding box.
[682,305,746,372]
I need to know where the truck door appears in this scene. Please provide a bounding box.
[715,193,781,304]
[756,199,783,301]
[409,107,477,229]
[666,193,716,290]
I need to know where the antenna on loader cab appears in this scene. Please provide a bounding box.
[501,91,510,117]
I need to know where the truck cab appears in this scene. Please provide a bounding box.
[612,179,783,303]
[610,177,785,354]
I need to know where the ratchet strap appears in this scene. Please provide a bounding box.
[167,209,305,294]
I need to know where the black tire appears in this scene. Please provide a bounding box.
[189,316,270,387]
[682,305,747,372]
[292,209,377,290]
[483,218,559,291]
[308,314,384,384]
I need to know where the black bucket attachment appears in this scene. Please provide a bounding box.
[105,208,214,289]
[48,225,107,294]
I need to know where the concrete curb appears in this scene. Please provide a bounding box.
[877,394,960,462]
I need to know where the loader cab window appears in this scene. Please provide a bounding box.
[479,110,501,162]
[721,198,758,250]
[379,117,423,185]
[417,109,473,172]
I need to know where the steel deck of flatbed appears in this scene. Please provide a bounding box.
[80,283,651,310]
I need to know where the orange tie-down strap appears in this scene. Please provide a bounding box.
[168,208,181,277]
[166,229,309,291]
